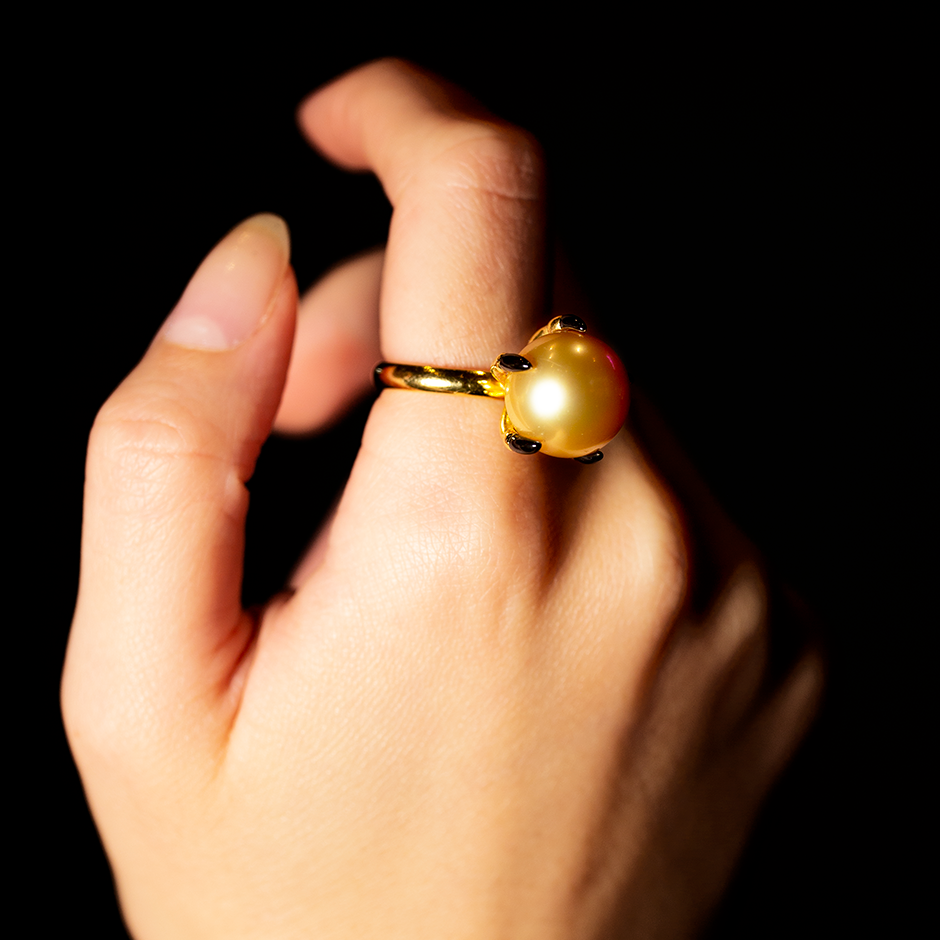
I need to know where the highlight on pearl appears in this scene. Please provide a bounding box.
[501,331,628,459]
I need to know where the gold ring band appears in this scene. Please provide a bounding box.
[373,363,505,398]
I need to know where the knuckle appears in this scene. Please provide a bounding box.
[368,56,547,186]
[727,562,770,632]
[438,124,545,204]
[641,528,692,643]
[61,663,157,775]
[88,391,228,514]
[635,492,693,624]
[659,528,693,614]
[708,562,771,670]
[94,383,223,460]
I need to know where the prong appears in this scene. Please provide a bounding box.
[575,450,604,464]
[373,363,389,390]
[495,353,532,373]
[527,315,589,345]
[556,315,587,332]
[506,434,541,455]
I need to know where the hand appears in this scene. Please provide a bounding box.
[62,60,822,939]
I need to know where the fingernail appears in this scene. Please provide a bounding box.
[162,213,290,350]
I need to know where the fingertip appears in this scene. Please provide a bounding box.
[161,213,292,351]
[247,212,290,255]
[297,59,479,172]
[296,67,370,170]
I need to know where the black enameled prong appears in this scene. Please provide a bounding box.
[575,450,604,464]
[496,353,532,372]
[373,363,387,390]
[506,434,541,455]
[558,315,587,332]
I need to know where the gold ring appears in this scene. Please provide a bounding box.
[374,316,629,463]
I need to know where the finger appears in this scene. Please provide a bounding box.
[274,248,383,435]
[63,214,296,764]
[298,58,546,367]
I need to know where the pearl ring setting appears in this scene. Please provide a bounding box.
[374,316,629,462]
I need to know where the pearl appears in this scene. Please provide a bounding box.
[504,332,628,458]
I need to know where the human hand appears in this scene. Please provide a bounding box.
[62,60,822,939]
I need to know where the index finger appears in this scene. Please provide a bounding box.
[298,59,546,368]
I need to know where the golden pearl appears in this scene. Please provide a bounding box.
[504,332,628,458]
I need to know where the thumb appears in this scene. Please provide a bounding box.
[63,214,296,768]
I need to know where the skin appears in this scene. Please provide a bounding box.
[61,60,823,939]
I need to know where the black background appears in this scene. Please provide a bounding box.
[16,16,926,938]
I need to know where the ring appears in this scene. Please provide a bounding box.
[374,316,629,463]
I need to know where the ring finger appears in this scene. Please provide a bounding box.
[297,58,547,370]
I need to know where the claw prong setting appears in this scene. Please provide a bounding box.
[506,434,541,455]
[492,353,533,378]
[555,315,587,333]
